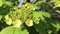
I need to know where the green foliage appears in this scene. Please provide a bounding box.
[0,26,29,34]
[34,20,49,34]
[0,0,3,7]
[0,0,60,34]
[0,15,2,20]
[52,0,60,8]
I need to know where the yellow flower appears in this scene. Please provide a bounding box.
[25,19,33,27]
[5,15,12,25]
[13,19,22,28]
[33,18,40,24]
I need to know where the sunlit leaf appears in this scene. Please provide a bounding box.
[0,0,3,7]
[0,26,29,34]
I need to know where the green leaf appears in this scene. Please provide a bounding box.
[0,15,2,20]
[42,12,50,18]
[14,27,29,34]
[3,1,12,6]
[51,23,60,31]
[33,11,50,18]
[0,26,29,34]
[0,0,3,7]
[0,26,14,34]
[33,11,50,21]
[34,25,47,34]
[33,11,43,18]
[48,30,52,34]
[34,20,49,34]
